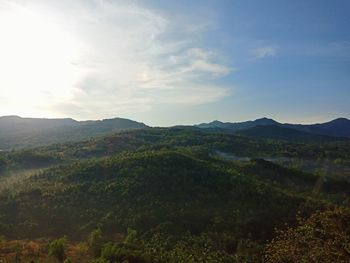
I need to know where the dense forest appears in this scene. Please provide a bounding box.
[0,127,349,262]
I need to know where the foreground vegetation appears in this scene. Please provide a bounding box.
[1,207,349,262]
[0,128,349,262]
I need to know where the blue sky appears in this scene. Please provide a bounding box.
[0,0,349,125]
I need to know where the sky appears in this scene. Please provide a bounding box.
[0,0,349,126]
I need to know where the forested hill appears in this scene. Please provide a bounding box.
[0,127,349,262]
[235,125,348,142]
[1,116,349,150]
[1,127,349,178]
[0,116,147,150]
[196,117,350,138]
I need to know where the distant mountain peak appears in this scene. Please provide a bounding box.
[0,115,148,149]
[0,115,22,120]
[327,117,350,124]
[254,117,279,124]
[196,117,350,138]
[0,115,77,122]
[211,120,224,124]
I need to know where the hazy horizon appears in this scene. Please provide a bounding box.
[0,0,349,126]
[0,113,349,127]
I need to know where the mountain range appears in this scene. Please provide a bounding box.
[0,115,349,149]
[196,117,350,139]
[0,115,147,149]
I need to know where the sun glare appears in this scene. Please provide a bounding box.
[0,3,82,116]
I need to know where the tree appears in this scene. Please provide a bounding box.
[48,236,67,262]
[88,228,104,257]
[265,207,350,263]
[124,228,138,245]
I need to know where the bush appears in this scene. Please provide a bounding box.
[265,207,350,263]
[88,228,104,256]
[124,228,137,245]
[48,236,67,262]
[98,242,148,263]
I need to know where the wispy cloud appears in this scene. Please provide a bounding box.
[62,1,233,119]
[0,0,233,119]
[253,46,278,59]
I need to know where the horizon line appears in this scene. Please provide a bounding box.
[0,114,349,127]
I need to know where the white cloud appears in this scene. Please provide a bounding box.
[0,0,233,120]
[253,46,278,59]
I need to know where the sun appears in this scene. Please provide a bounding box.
[0,2,82,117]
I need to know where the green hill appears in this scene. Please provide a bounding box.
[196,117,350,138]
[0,116,147,150]
[236,125,346,142]
[0,127,349,262]
[0,150,341,261]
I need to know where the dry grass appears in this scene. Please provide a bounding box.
[0,238,93,263]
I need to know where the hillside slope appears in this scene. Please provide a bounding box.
[0,128,349,262]
[0,116,147,149]
[236,125,347,142]
[196,117,350,138]
[0,150,342,261]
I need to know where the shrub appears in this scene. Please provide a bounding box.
[265,207,350,263]
[48,236,67,262]
[88,228,104,256]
